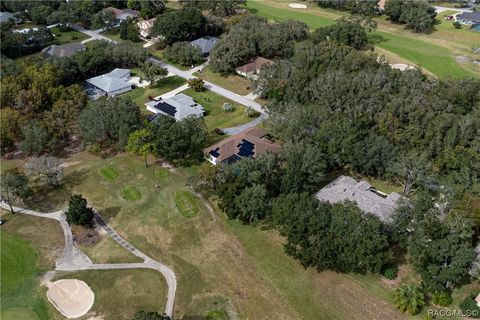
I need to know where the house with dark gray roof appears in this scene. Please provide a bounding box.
[41,42,86,58]
[190,36,219,56]
[315,175,402,222]
[85,68,132,99]
[456,11,480,25]
[145,93,204,122]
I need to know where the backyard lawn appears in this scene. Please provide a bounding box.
[246,0,479,78]
[100,28,125,43]
[123,76,186,114]
[50,27,88,44]
[195,67,253,96]
[181,88,255,131]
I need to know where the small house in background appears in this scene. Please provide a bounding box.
[0,11,19,24]
[456,11,480,25]
[85,68,132,99]
[146,93,204,122]
[235,57,274,78]
[103,7,139,21]
[41,42,86,58]
[204,127,280,165]
[315,175,403,222]
[190,36,219,56]
[137,18,156,38]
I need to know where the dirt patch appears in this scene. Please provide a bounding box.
[72,225,100,247]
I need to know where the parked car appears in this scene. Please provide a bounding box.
[445,15,454,20]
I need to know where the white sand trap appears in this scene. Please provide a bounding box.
[390,63,415,71]
[289,3,307,9]
[46,279,94,318]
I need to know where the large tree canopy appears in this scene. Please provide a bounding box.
[78,97,141,150]
[152,7,206,44]
[209,15,308,73]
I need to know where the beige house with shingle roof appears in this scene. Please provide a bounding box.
[204,127,280,165]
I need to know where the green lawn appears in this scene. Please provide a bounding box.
[100,28,125,43]
[124,76,187,114]
[175,191,200,218]
[246,0,478,78]
[149,48,193,71]
[120,185,142,201]
[52,269,167,320]
[0,232,49,320]
[195,67,252,96]
[181,88,255,131]
[99,166,119,181]
[50,27,88,44]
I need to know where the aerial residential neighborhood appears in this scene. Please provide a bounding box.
[0,1,479,320]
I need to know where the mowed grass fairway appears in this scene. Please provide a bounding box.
[175,191,200,218]
[51,269,167,320]
[0,232,48,320]
[246,0,479,78]
[0,210,63,320]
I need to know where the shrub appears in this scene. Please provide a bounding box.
[213,128,224,135]
[222,102,234,112]
[245,107,260,118]
[394,284,425,315]
[453,21,462,29]
[383,265,398,280]
[432,291,452,307]
[188,78,204,92]
[460,295,480,318]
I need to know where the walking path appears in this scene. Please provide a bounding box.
[0,202,176,318]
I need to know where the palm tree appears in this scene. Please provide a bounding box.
[394,284,425,315]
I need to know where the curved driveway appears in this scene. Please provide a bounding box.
[0,202,176,319]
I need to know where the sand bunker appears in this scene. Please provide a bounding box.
[289,3,307,9]
[390,63,415,71]
[46,279,94,318]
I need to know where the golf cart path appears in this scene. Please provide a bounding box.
[0,202,176,318]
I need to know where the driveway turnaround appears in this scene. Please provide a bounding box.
[0,202,176,319]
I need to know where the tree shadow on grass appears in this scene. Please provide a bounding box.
[368,33,389,45]
[101,206,122,222]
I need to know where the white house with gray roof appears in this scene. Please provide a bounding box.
[315,175,402,222]
[86,68,132,99]
[145,93,204,122]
